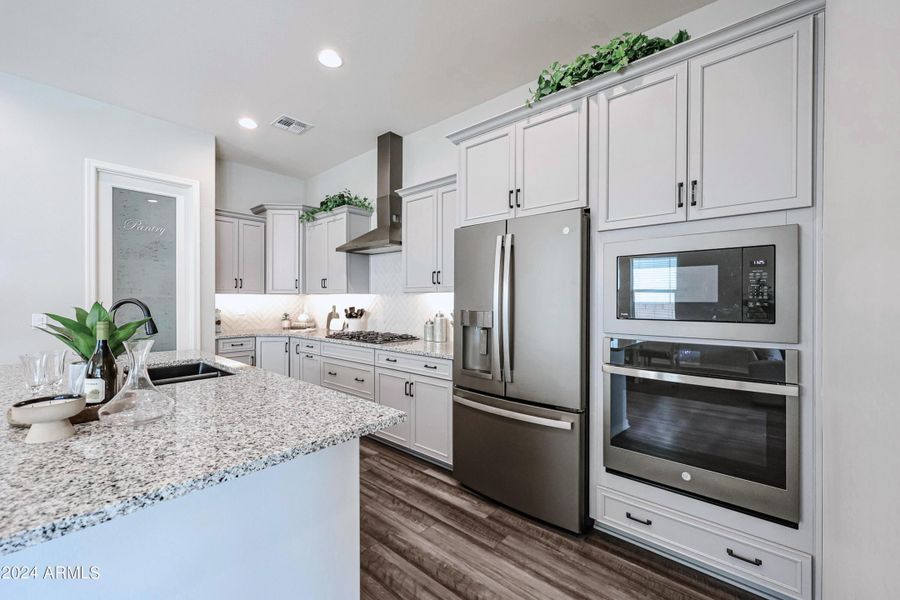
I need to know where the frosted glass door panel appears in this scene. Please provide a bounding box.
[112,188,177,351]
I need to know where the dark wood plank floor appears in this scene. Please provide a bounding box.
[360,437,761,600]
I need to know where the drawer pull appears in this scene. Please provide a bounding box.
[327,371,337,377]
[305,354,315,359]
[385,357,398,363]
[726,548,762,567]
[354,377,366,383]
[625,512,652,526]
[305,344,315,349]
[423,364,438,370]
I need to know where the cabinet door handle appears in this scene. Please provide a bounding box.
[409,382,414,397]
[324,278,327,289]
[726,548,762,567]
[431,270,436,285]
[437,271,441,285]
[404,381,410,396]
[625,512,652,526]
[677,182,684,208]
[250,355,255,366]
[424,364,438,370]
[327,371,337,377]
[295,344,300,354]
[354,377,365,383]
[234,278,238,289]
[385,357,398,363]
[508,189,513,209]
[239,278,243,289]
[285,342,289,353]
[515,188,521,208]
[295,278,298,289]
[690,179,698,206]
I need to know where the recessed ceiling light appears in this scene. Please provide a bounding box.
[238,117,258,129]
[147,198,159,203]
[317,48,343,68]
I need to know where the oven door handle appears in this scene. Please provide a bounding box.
[601,364,799,397]
[453,396,573,430]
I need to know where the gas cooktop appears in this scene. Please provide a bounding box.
[325,331,419,345]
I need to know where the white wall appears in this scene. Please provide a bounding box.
[216,159,308,214]
[821,1,900,598]
[0,72,216,363]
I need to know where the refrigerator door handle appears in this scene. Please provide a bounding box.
[492,234,504,382]
[502,233,513,383]
[453,396,573,430]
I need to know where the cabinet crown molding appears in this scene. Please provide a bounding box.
[446,0,824,145]
[397,175,457,198]
[250,202,315,215]
[215,208,265,222]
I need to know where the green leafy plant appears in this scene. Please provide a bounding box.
[40,302,152,360]
[528,30,690,106]
[300,189,373,223]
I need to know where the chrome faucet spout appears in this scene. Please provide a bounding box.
[110,298,159,335]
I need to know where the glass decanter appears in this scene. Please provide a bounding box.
[98,339,174,426]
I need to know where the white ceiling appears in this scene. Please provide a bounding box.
[0,0,711,179]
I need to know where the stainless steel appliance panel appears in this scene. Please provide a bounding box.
[453,220,507,396]
[603,225,799,343]
[505,209,587,411]
[453,388,586,533]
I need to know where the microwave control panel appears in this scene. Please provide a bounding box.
[742,246,776,323]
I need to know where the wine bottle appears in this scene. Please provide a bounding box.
[83,321,118,405]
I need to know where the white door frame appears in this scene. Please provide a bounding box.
[84,159,201,351]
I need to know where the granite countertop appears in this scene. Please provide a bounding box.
[218,329,454,361]
[0,351,405,556]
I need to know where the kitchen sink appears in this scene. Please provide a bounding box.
[147,362,234,386]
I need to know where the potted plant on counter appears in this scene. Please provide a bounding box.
[38,302,152,392]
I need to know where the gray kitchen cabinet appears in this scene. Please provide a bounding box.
[455,98,587,227]
[255,336,290,376]
[687,17,813,219]
[264,208,301,294]
[321,356,374,400]
[374,367,452,466]
[290,338,321,386]
[592,64,688,230]
[304,206,371,294]
[374,369,412,447]
[398,175,456,292]
[215,211,265,293]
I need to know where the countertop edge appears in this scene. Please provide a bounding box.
[0,412,404,556]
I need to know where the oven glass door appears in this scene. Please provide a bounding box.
[607,373,787,489]
[617,248,743,322]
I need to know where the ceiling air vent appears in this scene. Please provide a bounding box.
[270,115,313,135]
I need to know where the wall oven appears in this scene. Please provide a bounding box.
[604,224,798,343]
[603,338,800,525]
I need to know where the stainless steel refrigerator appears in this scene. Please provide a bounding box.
[453,208,588,533]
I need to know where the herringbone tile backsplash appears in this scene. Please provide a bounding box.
[216,253,453,337]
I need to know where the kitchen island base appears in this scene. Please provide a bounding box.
[0,439,360,600]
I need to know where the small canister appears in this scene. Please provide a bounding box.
[433,311,448,343]
[424,319,435,342]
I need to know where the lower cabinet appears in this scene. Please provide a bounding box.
[255,337,290,376]
[374,367,452,466]
[321,357,375,401]
[290,339,321,386]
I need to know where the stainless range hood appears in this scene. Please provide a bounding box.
[336,132,403,254]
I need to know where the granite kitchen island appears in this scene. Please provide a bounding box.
[0,351,404,599]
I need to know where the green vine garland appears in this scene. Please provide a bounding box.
[300,189,373,223]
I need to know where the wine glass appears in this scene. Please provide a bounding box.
[19,353,47,397]
[44,350,68,394]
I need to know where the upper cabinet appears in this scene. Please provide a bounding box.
[455,98,587,227]
[687,17,813,219]
[215,211,265,294]
[264,208,301,294]
[304,206,371,295]
[398,175,456,293]
[592,16,814,230]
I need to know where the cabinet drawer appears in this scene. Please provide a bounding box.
[217,337,254,353]
[219,350,255,367]
[293,338,322,355]
[321,358,375,400]
[322,342,375,365]
[598,489,810,599]
[375,351,452,380]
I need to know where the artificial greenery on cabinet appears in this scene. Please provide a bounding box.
[528,30,690,106]
[300,189,373,223]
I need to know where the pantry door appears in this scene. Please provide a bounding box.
[86,160,200,351]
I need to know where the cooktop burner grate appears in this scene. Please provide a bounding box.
[325,331,419,345]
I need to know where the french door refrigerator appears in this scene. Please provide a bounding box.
[453,208,589,533]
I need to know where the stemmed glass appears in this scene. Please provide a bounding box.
[18,350,69,396]
[44,350,68,394]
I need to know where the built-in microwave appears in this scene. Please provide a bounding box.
[603,225,799,343]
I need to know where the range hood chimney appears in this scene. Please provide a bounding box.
[336,132,403,254]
